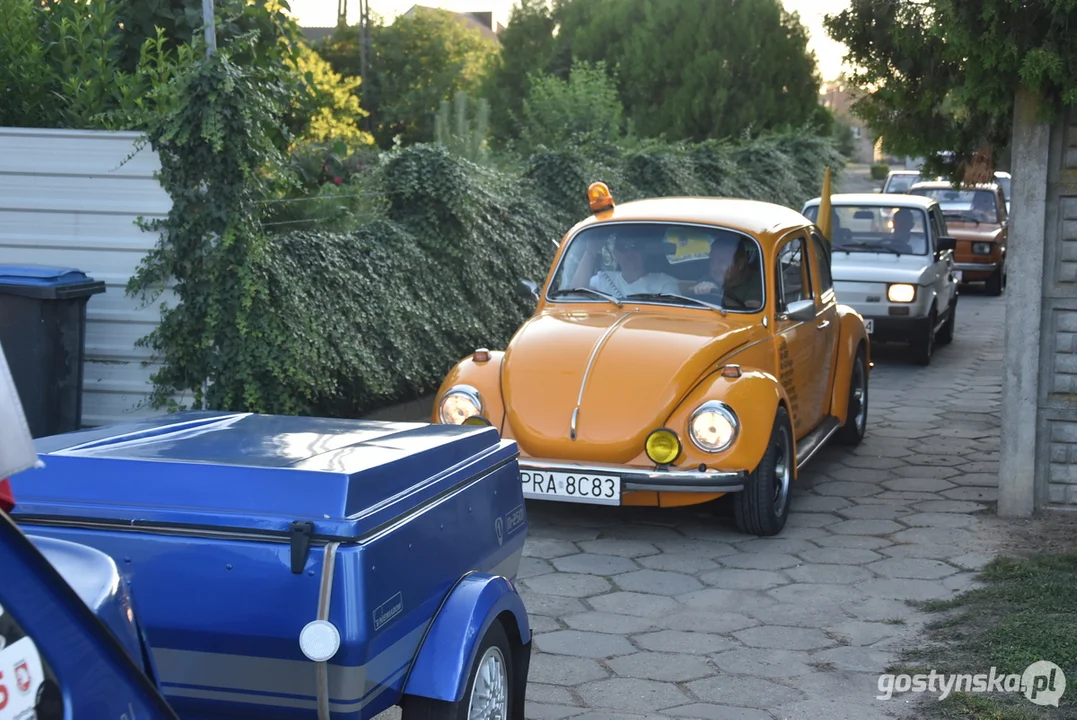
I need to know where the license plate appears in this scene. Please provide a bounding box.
[953,270,963,281]
[521,470,621,505]
[864,318,874,334]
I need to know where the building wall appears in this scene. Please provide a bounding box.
[0,128,179,428]
[820,83,877,165]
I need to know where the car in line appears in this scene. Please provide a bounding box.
[878,169,925,195]
[802,193,959,365]
[907,180,1008,295]
[431,182,871,537]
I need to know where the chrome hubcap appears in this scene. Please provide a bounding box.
[468,646,508,720]
[772,425,791,514]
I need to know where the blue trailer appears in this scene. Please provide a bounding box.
[7,410,532,720]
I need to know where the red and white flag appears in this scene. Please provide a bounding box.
[0,341,38,511]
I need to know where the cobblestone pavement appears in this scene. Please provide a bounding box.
[516,291,1006,720]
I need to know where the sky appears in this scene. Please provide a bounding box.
[288,0,854,82]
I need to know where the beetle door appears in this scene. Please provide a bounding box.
[773,233,826,437]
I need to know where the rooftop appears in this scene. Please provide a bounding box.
[803,193,938,209]
[572,196,812,238]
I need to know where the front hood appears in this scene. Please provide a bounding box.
[502,308,758,460]
[831,252,933,285]
[945,222,1003,242]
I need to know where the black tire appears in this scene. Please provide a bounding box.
[985,267,1003,296]
[402,620,514,720]
[938,296,956,345]
[734,406,793,537]
[912,309,935,366]
[836,346,868,446]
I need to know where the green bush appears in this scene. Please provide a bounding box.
[870,162,891,180]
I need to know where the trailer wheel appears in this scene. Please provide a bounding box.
[402,620,514,720]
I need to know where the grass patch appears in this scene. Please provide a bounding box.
[898,554,1077,718]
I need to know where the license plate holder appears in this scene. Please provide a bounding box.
[864,318,874,334]
[521,469,621,505]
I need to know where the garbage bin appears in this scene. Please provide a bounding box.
[0,265,105,438]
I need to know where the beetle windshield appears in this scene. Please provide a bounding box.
[803,204,930,256]
[547,222,765,312]
[907,187,999,224]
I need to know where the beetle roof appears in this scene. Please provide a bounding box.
[803,193,937,209]
[576,197,811,238]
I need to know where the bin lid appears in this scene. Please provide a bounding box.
[9,411,515,541]
[0,264,106,299]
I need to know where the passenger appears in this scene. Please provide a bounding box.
[569,232,678,296]
[692,239,763,309]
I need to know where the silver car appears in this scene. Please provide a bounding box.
[801,193,959,366]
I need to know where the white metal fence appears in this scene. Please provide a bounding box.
[0,127,177,427]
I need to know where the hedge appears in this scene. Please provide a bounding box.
[216,130,844,418]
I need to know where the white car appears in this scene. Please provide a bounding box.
[801,193,959,365]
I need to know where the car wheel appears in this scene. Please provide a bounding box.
[402,620,514,720]
[938,296,956,345]
[734,406,793,537]
[836,346,868,446]
[912,309,935,366]
[985,267,1003,296]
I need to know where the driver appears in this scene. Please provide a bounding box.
[889,208,916,252]
[569,231,678,295]
[692,239,762,309]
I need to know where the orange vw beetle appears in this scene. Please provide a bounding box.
[432,183,871,536]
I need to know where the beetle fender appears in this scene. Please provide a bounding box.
[664,368,794,477]
[431,351,507,426]
[403,573,531,706]
[828,306,871,426]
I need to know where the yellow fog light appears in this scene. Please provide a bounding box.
[462,415,491,427]
[887,283,916,303]
[645,428,681,465]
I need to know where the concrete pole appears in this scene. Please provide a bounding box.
[202,0,217,57]
[998,84,1051,517]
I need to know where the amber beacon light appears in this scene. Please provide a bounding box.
[587,182,615,213]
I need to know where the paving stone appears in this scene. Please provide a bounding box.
[734,625,835,650]
[827,519,905,536]
[903,454,964,467]
[527,524,602,543]
[637,554,720,574]
[658,611,759,634]
[523,701,586,719]
[525,573,614,598]
[650,539,739,558]
[850,444,913,459]
[535,630,636,658]
[959,462,1000,474]
[866,557,959,580]
[889,527,976,547]
[744,602,851,629]
[785,510,845,527]
[875,490,944,501]
[606,651,715,682]
[599,524,688,544]
[826,467,896,483]
[615,569,703,595]
[947,472,1000,487]
[562,612,659,635]
[840,597,920,622]
[522,592,588,618]
[855,578,956,602]
[900,512,978,528]
[634,629,735,655]
[810,481,884,498]
[531,615,564,633]
[835,504,911,521]
[529,654,610,685]
[941,486,998,502]
[880,477,956,493]
[526,538,582,559]
[788,495,852,512]
[577,539,660,558]
[521,557,557,578]
[575,677,691,713]
[588,591,681,618]
[947,552,995,570]
[840,455,914,470]
[719,552,803,570]
[768,583,867,605]
[797,547,884,565]
[686,675,806,707]
[552,553,639,576]
[892,465,962,479]
[711,647,815,677]
[776,698,902,720]
[911,500,988,514]
[699,568,790,590]
[812,534,893,550]
[877,543,958,560]
[785,563,874,585]
[811,645,898,673]
[526,682,579,706]
[663,703,775,720]
[824,620,905,646]
[735,538,821,555]
[682,588,777,613]
[943,572,984,593]
[775,525,832,541]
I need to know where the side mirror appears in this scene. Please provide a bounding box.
[937,236,957,252]
[517,279,539,301]
[781,298,816,323]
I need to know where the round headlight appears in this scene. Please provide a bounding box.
[438,385,482,424]
[887,283,916,303]
[689,402,739,453]
[645,428,681,465]
[299,620,340,662]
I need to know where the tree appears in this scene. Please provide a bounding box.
[823,0,1077,180]
[518,60,625,152]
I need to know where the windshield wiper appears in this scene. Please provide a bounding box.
[837,242,903,256]
[625,292,727,315]
[549,287,623,306]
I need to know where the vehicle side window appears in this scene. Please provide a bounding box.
[776,235,813,309]
[810,232,833,294]
[929,209,946,250]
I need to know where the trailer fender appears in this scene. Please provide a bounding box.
[403,573,532,708]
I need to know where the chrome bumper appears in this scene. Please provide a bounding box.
[518,458,748,493]
[953,261,998,271]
